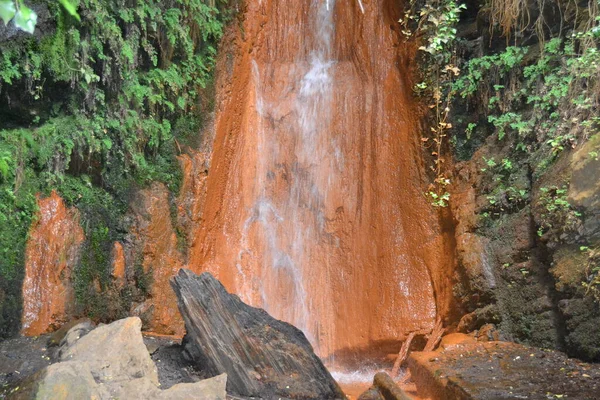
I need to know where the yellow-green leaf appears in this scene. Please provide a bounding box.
[0,0,16,25]
[58,0,80,21]
[13,4,37,34]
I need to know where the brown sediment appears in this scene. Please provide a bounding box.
[21,191,85,336]
[111,242,126,287]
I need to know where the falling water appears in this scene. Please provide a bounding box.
[19,0,455,376]
[194,0,449,365]
[236,0,338,351]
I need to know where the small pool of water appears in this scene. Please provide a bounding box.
[331,368,421,399]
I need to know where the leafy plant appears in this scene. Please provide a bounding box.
[0,0,232,337]
[0,0,79,33]
[535,186,581,239]
[401,0,466,207]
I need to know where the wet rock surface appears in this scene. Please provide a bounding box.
[126,183,185,335]
[21,191,85,337]
[357,372,412,400]
[408,336,600,400]
[171,269,346,399]
[191,0,456,361]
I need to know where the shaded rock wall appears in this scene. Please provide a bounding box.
[450,94,600,361]
[451,139,564,350]
[447,0,600,362]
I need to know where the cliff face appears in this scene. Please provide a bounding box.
[448,0,600,361]
[18,1,457,362]
[124,183,185,335]
[186,0,455,360]
[451,133,600,361]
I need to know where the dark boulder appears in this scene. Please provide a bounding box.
[170,269,345,399]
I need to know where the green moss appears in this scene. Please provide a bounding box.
[561,297,600,361]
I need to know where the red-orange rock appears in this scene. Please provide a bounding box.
[21,191,85,336]
[188,0,455,360]
[177,151,211,261]
[111,242,126,287]
[128,183,184,335]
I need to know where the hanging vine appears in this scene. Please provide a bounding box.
[401,0,465,207]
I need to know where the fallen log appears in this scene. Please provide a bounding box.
[423,317,444,352]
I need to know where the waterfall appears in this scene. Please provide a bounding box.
[236,0,338,352]
[195,0,447,364]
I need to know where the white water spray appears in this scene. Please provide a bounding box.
[236,0,338,353]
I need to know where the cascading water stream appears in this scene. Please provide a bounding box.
[193,0,452,375]
[16,1,457,392]
[236,0,338,353]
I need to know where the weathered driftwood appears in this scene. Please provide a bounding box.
[391,317,444,379]
[423,317,444,352]
[391,332,416,378]
[171,269,345,399]
[357,372,413,400]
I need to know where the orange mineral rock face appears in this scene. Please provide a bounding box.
[128,183,185,336]
[188,0,455,361]
[111,242,126,287]
[21,191,85,336]
[19,0,456,359]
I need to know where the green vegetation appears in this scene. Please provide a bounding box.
[0,0,231,338]
[535,186,582,238]
[581,246,600,302]
[406,0,599,208]
[1,0,79,33]
[401,0,466,207]
[455,34,600,176]
[407,0,600,358]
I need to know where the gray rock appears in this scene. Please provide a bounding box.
[33,361,108,400]
[59,317,159,385]
[154,374,227,400]
[20,317,228,400]
[171,269,345,400]
[56,320,95,350]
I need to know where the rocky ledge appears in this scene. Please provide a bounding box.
[407,333,600,399]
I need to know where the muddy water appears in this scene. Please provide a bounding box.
[189,0,454,363]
